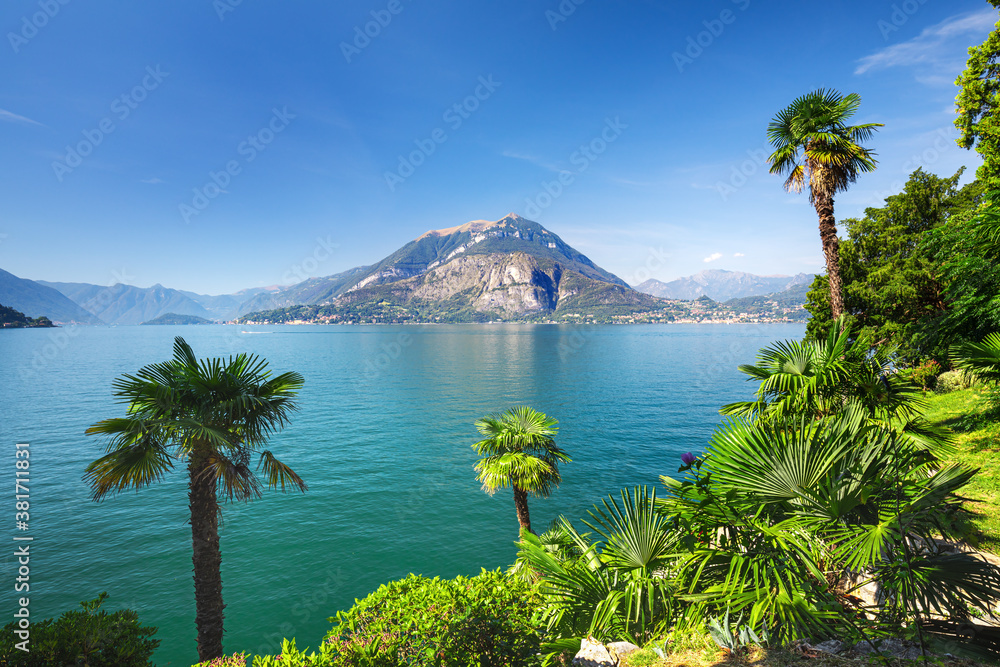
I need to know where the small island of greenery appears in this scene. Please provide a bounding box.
[0,303,54,328]
[140,313,214,326]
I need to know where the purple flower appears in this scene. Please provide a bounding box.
[681,452,697,466]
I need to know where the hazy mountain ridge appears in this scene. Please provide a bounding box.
[636,270,813,301]
[235,266,372,317]
[0,269,104,324]
[39,281,216,326]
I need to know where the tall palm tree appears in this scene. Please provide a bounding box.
[472,406,570,535]
[768,89,883,320]
[84,337,306,663]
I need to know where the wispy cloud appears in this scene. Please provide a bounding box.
[141,177,165,185]
[704,252,722,263]
[0,109,43,126]
[855,9,996,80]
[734,252,745,257]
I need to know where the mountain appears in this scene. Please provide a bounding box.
[235,267,371,317]
[0,269,104,324]
[240,214,665,323]
[636,270,813,301]
[180,286,282,320]
[140,313,213,325]
[39,281,216,326]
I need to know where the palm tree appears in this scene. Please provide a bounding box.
[472,406,570,535]
[84,337,306,663]
[768,89,883,320]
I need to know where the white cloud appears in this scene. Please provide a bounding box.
[855,9,996,78]
[734,252,745,257]
[703,252,723,263]
[0,109,43,126]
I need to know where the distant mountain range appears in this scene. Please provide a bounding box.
[241,214,659,323]
[0,268,103,324]
[635,270,813,301]
[0,217,817,325]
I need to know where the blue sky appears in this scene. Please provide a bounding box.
[0,0,993,294]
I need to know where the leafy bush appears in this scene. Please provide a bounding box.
[518,488,676,649]
[0,593,159,667]
[935,369,976,393]
[250,640,335,666]
[193,652,248,667]
[910,359,942,392]
[324,569,542,667]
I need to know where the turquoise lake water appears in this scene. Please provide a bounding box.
[0,322,804,666]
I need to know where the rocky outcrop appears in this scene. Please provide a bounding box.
[412,253,559,315]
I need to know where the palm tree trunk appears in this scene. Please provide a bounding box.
[189,447,225,662]
[814,190,845,321]
[512,485,534,535]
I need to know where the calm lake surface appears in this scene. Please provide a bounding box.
[1,323,804,666]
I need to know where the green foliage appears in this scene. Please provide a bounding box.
[955,8,1000,187]
[623,648,660,666]
[921,192,1000,355]
[910,359,942,392]
[804,169,981,361]
[721,320,929,427]
[706,609,767,658]
[0,303,56,328]
[472,406,570,533]
[935,369,977,394]
[953,331,1000,385]
[194,653,249,667]
[524,329,1000,656]
[0,593,159,667]
[517,487,677,653]
[767,89,882,199]
[84,336,307,501]
[923,387,1000,553]
[250,640,335,667]
[323,570,542,667]
[472,407,568,498]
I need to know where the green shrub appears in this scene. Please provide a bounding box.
[935,369,976,393]
[250,640,335,667]
[0,593,159,667]
[325,569,542,667]
[624,648,660,666]
[911,359,942,391]
[193,652,249,667]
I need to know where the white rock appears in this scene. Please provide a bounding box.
[573,637,617,666]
